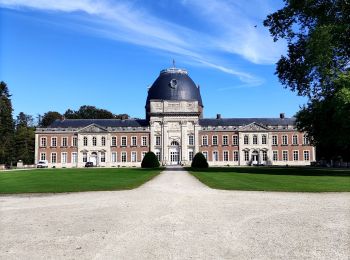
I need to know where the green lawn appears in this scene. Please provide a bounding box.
[0,168,162,194]
[189,167,350,192]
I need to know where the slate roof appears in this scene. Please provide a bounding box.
[146,68,203,109]
[47,118,295,129]
[49,119,149,128]
[199,118,295,127]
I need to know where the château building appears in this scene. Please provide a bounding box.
[35,67,315,167]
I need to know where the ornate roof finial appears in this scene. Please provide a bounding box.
[172,59,176,68]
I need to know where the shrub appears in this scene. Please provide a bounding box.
[191,152,209,168]
[141,151,160,168]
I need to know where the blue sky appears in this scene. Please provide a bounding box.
[0,0,307,120]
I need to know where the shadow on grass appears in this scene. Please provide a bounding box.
[186,166,350,177]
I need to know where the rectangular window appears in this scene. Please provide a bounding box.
[111,152,117,163]
[101,152,106,163]
[293,151,299,161]
[262,150,267,161]
[303,135,310,145]
[188,135,194,146]
[253,135,258,145]
[189,151,194,161]
[142,136,147,146]
[282,135,288,145]
[83,137,88,146]
[304,150,310,161]
[131,136,137,146]
[202,152,208,160]
[202,136,208,146]
[156,151,161,161]
[72,137,78,147]
[244,151,249,161]
[121,152,127,162]
[83,153,87,163]
[156,136,161,146]
[223,136,228,146]
[92,137,97,146]
[61,152,67,164]
[212,136,218,146]
[213,151,218,161]
[111,137,117,146]
[293,135,298,145]
[233,151,239,161]
[131,151,137,162]
[62,137,67,147]
[223,151,229,161]
[272,135,278,145]
[244,135,249,145]
[273,151,278,161]
[233,135,238,146]
[121,136,127,147]
[51,137,57,147]
[72,152,77,163]
[262,135,267,145]
[40,153,46,161]
[283,151,288,161]
[40,137,47,147]
[142,152,147,160]
[101,137,106,146]
[51,152,57,163]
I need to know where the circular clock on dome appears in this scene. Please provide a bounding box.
[169,79,177,89]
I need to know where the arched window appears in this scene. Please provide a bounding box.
[171,141,179,146]
[253,135,258,144]
[244,135,249,145]
[303,135,310,145]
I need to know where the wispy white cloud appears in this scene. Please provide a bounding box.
[180,0,286,64]
[0,0,281,85]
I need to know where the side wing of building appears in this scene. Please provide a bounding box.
[35,119,150,168]
[198,117,315,166]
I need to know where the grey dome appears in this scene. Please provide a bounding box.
[146,68,203,111]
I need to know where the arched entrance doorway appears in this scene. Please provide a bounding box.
[90,152,98,166]
[251,150,259,165]
[169,141,180,165]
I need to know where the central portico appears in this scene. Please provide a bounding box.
[146,67,203,165]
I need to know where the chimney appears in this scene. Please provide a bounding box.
[216,114,221,119]
[280,113,285,119]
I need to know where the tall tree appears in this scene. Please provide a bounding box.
[264,0,350,160]
[14,112,35,164]
[40,111,62,127]
[0,81,15,165]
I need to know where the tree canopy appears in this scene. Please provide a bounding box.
[0,81,15,165]
[264,0,350,160]
[64,106,129,120]
[14,112,35,164]
[40,111,63,127]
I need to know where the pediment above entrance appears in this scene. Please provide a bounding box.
[239,122,268,132]
[78,124,108,133]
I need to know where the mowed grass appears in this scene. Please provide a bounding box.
[189,167,350,192]
[0,168,162,194]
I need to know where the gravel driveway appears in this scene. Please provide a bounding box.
[1,167,349,259]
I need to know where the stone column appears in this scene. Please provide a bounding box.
[163,121,168,165]
[181,120,187,164]
[150,121,155,152]
[194,122,200,155]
